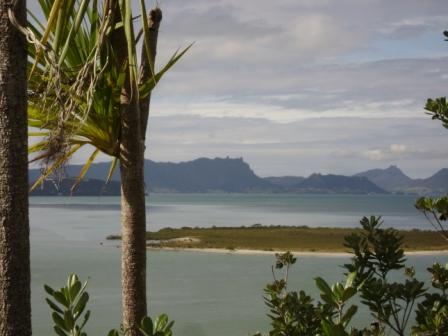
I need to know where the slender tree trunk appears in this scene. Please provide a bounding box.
[119,6,162,331]
[108,3,154,335]
[111,26,148,336]
[109,3,162,333]
[119,88,147,336]
[0,1,31,336]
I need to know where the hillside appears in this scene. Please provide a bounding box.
[411,168,448,194]
[355,165,412,191]
[30,158,447,196]
[356,166,448,194]
[30,178,121,196]
[30,157,277,194]
[264,176,305,188]
[292,174,388,194]
[145,157,275,192]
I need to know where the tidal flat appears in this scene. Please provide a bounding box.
[108,225,448,252]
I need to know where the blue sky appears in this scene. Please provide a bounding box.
[29,0,448,177]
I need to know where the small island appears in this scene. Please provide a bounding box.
[107,225,448,253]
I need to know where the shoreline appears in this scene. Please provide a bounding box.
[109,226,448,255]
[146,246,448,257]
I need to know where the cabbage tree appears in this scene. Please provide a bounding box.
[17,0,189,334]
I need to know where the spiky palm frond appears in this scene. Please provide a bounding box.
[24,0,190,191]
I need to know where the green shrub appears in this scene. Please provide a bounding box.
[44,274,174,336]
[256,216,448,336]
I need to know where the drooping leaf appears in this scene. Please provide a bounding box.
[71,148,100,193]
[106,157,119,184]
[29,144,82,191]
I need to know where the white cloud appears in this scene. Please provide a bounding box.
[361,145,413,161]
[150,96,426,123]
[390,144,407,154]
[27,0,448,177]
[363,149,386,161]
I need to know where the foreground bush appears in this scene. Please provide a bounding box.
[255,216,448,336]
[44,274,174,336]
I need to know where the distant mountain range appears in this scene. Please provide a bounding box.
[29,158,447,196]
[354,165,413,191]
[30,158,274,195]
[355,165,448,195]
[264,176,305,187]
[293,173,386,194]
[30,177,121,196]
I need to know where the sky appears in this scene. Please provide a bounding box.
[29,0,448,178]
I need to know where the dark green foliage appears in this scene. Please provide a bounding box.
[44,274,91,336]
[415,197,448,222]
[257,252,322,336]
[415,196,448,241]
[45,274,174,336]
[257,216,448,336]
[413,293,448,335]
[107,315,174,336]
[344,216,405,281]
[274,251,297,270]
[428,263,448,294]
[425,97,448,129]
[314,272,360,335]
[258,253,361,336]
[413,263,448,335]
[344,216,425,336]
[139,315,174,336]
[424,32,448,129]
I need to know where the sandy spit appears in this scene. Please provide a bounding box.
[146,247,448,257]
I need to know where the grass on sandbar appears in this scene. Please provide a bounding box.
[107,225,448,252]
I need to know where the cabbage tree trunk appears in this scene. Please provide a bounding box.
[0,1,31,335]
[110,3,161,335]
[119,83,147,336]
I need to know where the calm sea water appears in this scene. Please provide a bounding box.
[30,194,447,336]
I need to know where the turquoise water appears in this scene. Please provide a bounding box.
[29,194,446,335]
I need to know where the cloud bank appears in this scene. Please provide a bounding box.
[28,0,448,177]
